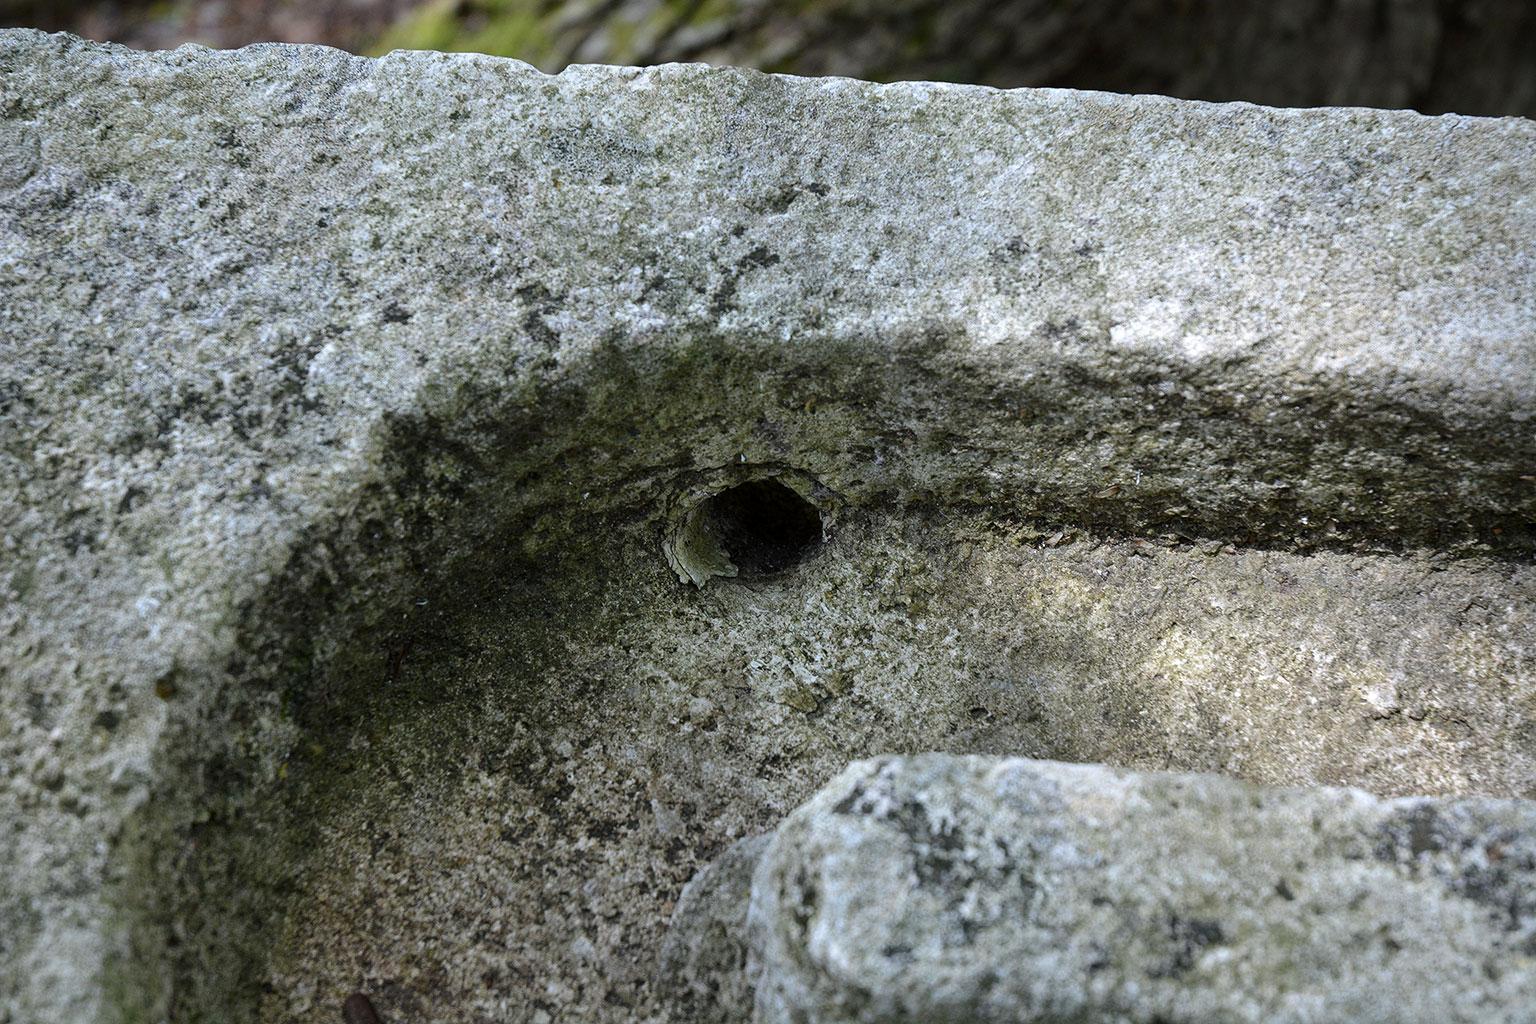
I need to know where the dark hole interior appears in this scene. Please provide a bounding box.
[704,478,823,576]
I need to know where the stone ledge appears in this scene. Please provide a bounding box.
[736,756,1536,1024]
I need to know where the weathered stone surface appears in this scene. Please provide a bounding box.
[660,834,769,1022]
[372,0,1536,120]
[20,0,1536,121]
[0,29,1533,1024]
[749,756,1536,1024]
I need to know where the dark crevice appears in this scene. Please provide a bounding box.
[703,478,823,577]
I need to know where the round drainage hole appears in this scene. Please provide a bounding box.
[702,478,823,576]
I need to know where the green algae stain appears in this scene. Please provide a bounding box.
[372,0,556,63]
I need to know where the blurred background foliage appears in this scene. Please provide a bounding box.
[3,0,1534,117]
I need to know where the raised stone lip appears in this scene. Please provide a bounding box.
[744,754,1536,1024]
[1,28,1533,1024]
[18,26,1536,126]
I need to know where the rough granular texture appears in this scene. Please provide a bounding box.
[748,756,1536,1024]
[0,29,1532,1024]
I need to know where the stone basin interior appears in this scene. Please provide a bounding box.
[108,334,1535,1024]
